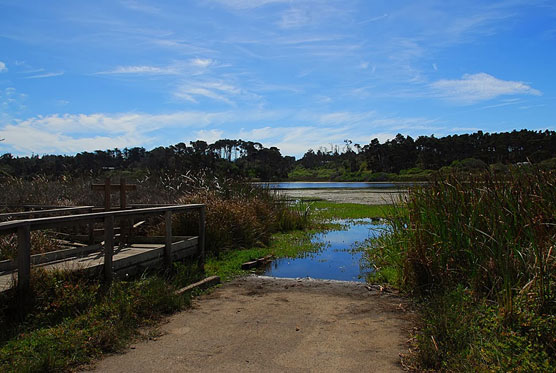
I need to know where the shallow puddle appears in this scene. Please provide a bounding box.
[264,219,387,282]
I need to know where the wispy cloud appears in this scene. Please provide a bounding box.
[0,61,7,72]
[208,0,291,10]
[24,71,64,79]
[102,65,172,75]
[278,8,312,29]
[98,58,216,76]
[174,81,259,105]
[359,14,388,24]
[120,0,160,14]
[0,87,26,120]
[430,73,541,104]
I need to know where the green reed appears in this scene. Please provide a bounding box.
[380,168,555,312]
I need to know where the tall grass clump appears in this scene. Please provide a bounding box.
[172,177,311,255]
[368,168,556,370]
[398,168,555,305]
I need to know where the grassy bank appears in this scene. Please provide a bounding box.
[0,262,203,372]
[366,169,556,371]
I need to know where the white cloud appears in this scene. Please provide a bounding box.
[190,58,214,68]
[0,108,465,156]
[430,73,541,104]
[366,132,396,143]
[195,129,224,144]
[0,111,221,154]
[236,125,352,156]
[0,61,7,72]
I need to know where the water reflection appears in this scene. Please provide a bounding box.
[263,218,387,282]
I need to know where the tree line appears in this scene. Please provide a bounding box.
[1,130,555,180]
[299,129,556,175]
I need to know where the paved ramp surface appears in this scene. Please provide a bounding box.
[89,276,413,373]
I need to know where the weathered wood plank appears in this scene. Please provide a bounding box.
[0,244,102,272]
[0,204,205,232]
[175,276,220,295]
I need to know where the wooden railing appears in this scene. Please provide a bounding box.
[0,204,206,292]
[0,206,95,220]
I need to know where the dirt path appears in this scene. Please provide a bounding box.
[89,276,413,373]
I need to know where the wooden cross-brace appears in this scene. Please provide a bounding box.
[92,177,137,211]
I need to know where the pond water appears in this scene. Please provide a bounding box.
[261,182,412,189]
[263,219,387,282]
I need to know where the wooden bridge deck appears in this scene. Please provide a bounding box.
[0,236,198,292]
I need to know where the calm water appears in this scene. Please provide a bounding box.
[261,182,412,189]
[264,219,387,282]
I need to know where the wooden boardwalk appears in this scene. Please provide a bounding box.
[0,204,205,293]
[0,237,198,292]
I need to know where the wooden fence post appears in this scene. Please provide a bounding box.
[17,224,31,293]
[164,211,172,267]
[198,206,206,263]
[87,208,95,245]
[104,215,114,282]
[104,177,111,211]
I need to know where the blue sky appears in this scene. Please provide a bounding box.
[1,0,555,157]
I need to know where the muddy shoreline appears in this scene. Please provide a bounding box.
[277,188,406,205]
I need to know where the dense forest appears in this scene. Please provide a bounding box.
[1,130,555,181]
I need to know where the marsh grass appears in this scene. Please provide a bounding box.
[368,168,556,370]
[311,201,394,220]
